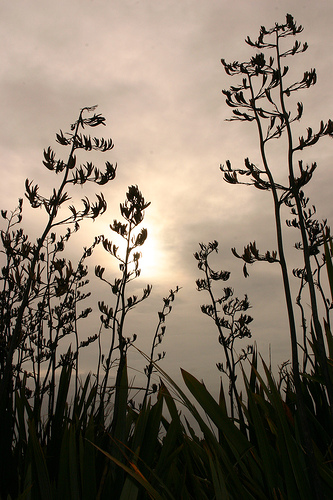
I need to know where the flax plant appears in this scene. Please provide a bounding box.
[220,15,333,498]
[1,112,179,498]
[194,240,253,421]
[286,197,332,372]
[92,185,180,494]
[95,186,152,436]
[221,13,333,403]
[143,286,181,406]
[0,105,116,497]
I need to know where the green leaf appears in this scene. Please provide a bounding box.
[89,442,169,500]
[244,374,280,493]
[206,447,229,500]
[112,357,129,449]
[181,369,251,456]
[28,420,53,500]
[260,361,312,499]
[81,418,97,500]
[323,320,333,361]
[68,425,80,499]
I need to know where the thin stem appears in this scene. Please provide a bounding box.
[110,222,132,436]
[205,260,237,420]
[248,72,301,387]
[273,28,326,499]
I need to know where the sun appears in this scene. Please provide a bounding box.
[91,217,162,281]
[136,222,158,278]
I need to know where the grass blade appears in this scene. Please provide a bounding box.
[28,420,53,500]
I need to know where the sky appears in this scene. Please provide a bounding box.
[1,0,333,397]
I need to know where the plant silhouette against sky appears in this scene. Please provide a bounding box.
[195,240,253,421]
[220,14,333,497]
[0,105,117,493]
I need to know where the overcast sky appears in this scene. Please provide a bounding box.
[1,0,333,395]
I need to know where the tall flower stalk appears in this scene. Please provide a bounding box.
[220,15,333,497]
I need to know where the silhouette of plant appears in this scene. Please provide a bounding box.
[195,240,253,420]
[286,195,333,371]
[95,185,151,429]
[220,14,333,497]
[143,286,181,405]
[0,105,116,495]
[0,105,181,496]
[92,185,180,477]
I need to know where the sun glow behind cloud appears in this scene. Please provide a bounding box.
[90,213,165,283]
[138,222,159,278]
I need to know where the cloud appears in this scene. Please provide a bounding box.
[1,0,333,392]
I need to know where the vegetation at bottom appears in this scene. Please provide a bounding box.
[1,13,333,499]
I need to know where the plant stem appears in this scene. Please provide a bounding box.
[275,33,333,414]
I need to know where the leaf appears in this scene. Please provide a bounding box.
[28,420,53,499]
[56,130,71,146]
[206,447,229,500]
[181,369,252,456]
[89,443,168,500]
[323,232,333,302]
[244,374,280,492]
